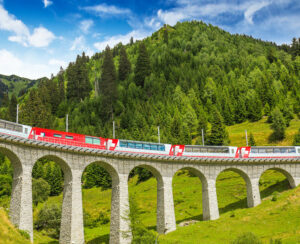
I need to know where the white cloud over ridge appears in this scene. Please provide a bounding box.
[83,3,131,17]
[0,49,64,79]
[0,4,55,47]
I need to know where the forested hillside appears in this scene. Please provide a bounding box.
[1,21,300,145]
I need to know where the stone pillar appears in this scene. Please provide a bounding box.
[157,176,176,234]
[247,178,261,208]
[10,164,33,242]
[110,173,131,244]
[60,169,84,244]
[202,178,219,221]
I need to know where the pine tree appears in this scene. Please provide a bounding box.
[2,92,9,107]
[50,165,63,196]
[208,108,229,145]
[32,161,44,179]
[57,67,65,103]
[270,107,286,141]
[118,45,131,81]
[8,94,17,122]
[130,37,134,45]
[100,46,117,119]
[134,42,151,87]
[249,133,256,146]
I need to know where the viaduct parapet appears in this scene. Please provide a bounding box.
[0,134,299,243]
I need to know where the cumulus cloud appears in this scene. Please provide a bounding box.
[70,36,94,56]
[43,0,52,8]
[83,3,131,17]
[0,4,55,47]
[244,1,270,24]
[80,19,93,33]
[94,30,148,51]
[0,49,64,79]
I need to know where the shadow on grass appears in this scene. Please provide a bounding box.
[87,234,109,244]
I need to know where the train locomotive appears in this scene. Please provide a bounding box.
[0,119,299,159]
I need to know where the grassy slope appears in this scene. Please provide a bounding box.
[227,117,300,147]
[0,208,31,244]
[32,170,294,244]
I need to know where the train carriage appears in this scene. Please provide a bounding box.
[245,146,300,158]
[0,119,32,138]
[176,145,239,158]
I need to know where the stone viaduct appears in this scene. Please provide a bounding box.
[0,133,299,244]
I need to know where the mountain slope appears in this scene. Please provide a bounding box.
[0,208,31,244]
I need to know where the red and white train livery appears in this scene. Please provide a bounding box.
[0,119,299,159]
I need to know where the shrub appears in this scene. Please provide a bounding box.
[0,175,12,197]
[32,178,50,206]
[231,232,262,244]
[18,229,30,240]
[271,191,279,202]
[35,204,61,239]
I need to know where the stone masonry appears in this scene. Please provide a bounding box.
[0,134,299,243]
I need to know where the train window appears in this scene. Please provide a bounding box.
[266,148,273,153]
[274,148,280,153]
[231,149,234,154]
[6,123,14,131]
[144,144,151,150]
[135,143,143,149]
[298,149,300,153]
[288,148,296,153]
[85,137,93,144]
[120,141,127,147]
[193,147,201,152]
[159,145,165,151]
[65,135,73,140]
[185,147,193,152]
[93,138,100,145]
[54,134,62,138]
[0,121,5,128]
[258,148,266,153]
[40,132,45,137]
[280,148,288,153]
[128,142,135,148]
[24,128,28,134]
[251,148,258,153]
[150,144,158,150]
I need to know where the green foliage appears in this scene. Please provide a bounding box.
[123,195,156,243]
[100,46,118,119]
[18,229,30,240]
[82,164,112,189]
[134,42,151,87]
[208,108,229,145]
[118,45,131,81]
[0,175,12,197]
[249,133,256,146]
[35,203,61,239]
[293,128,300,146]
[8,94,17,122]
[270,108,286,141]
[32,178,50,206]
[231,232,262,244]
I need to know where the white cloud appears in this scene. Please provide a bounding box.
[0,4,55,47]
[94,30,148,51]
[83,3,131,17]
[80,19,93,33]
[28,27,56,47]
[244,1,270,24]
[70,36,94,56]
[49,58,67,68]
[0,49,63,79]
[43,0,52,8]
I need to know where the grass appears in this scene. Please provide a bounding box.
[28,169,293,243]
[227,116,300,147]
[0,208,31,244]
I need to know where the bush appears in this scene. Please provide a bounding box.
[231,232,262,244]
[0,175,12,197]
[271,191,279,202]
[293,128,300,146]
[18,229,30,240]
[32,178,50,206]
[35,204,61,239]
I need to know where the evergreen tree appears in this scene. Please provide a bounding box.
[50,165,63,196]
[2,92,9,107]
[208,108,229,145]
[32,161,44,179]
[8,94,17,122]
[118,45,131,81]
[130,37,134,45]
[83,164,112,189]
[57,67,65,103]
[293,128,300,146]
[134,42,151,87]
[100,46,117,119]
[270,107,286,141]
[163,26,168,44]
[249,133,256,146]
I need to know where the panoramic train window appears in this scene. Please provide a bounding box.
[185,146,229,153]
[119,140,165,151]
[54,134,62,138]
[85,136,100,145]
[65,135,73,140]
[0,121,5,128]
[251,147,296,153]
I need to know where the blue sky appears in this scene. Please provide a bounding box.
[0,0,299,79]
